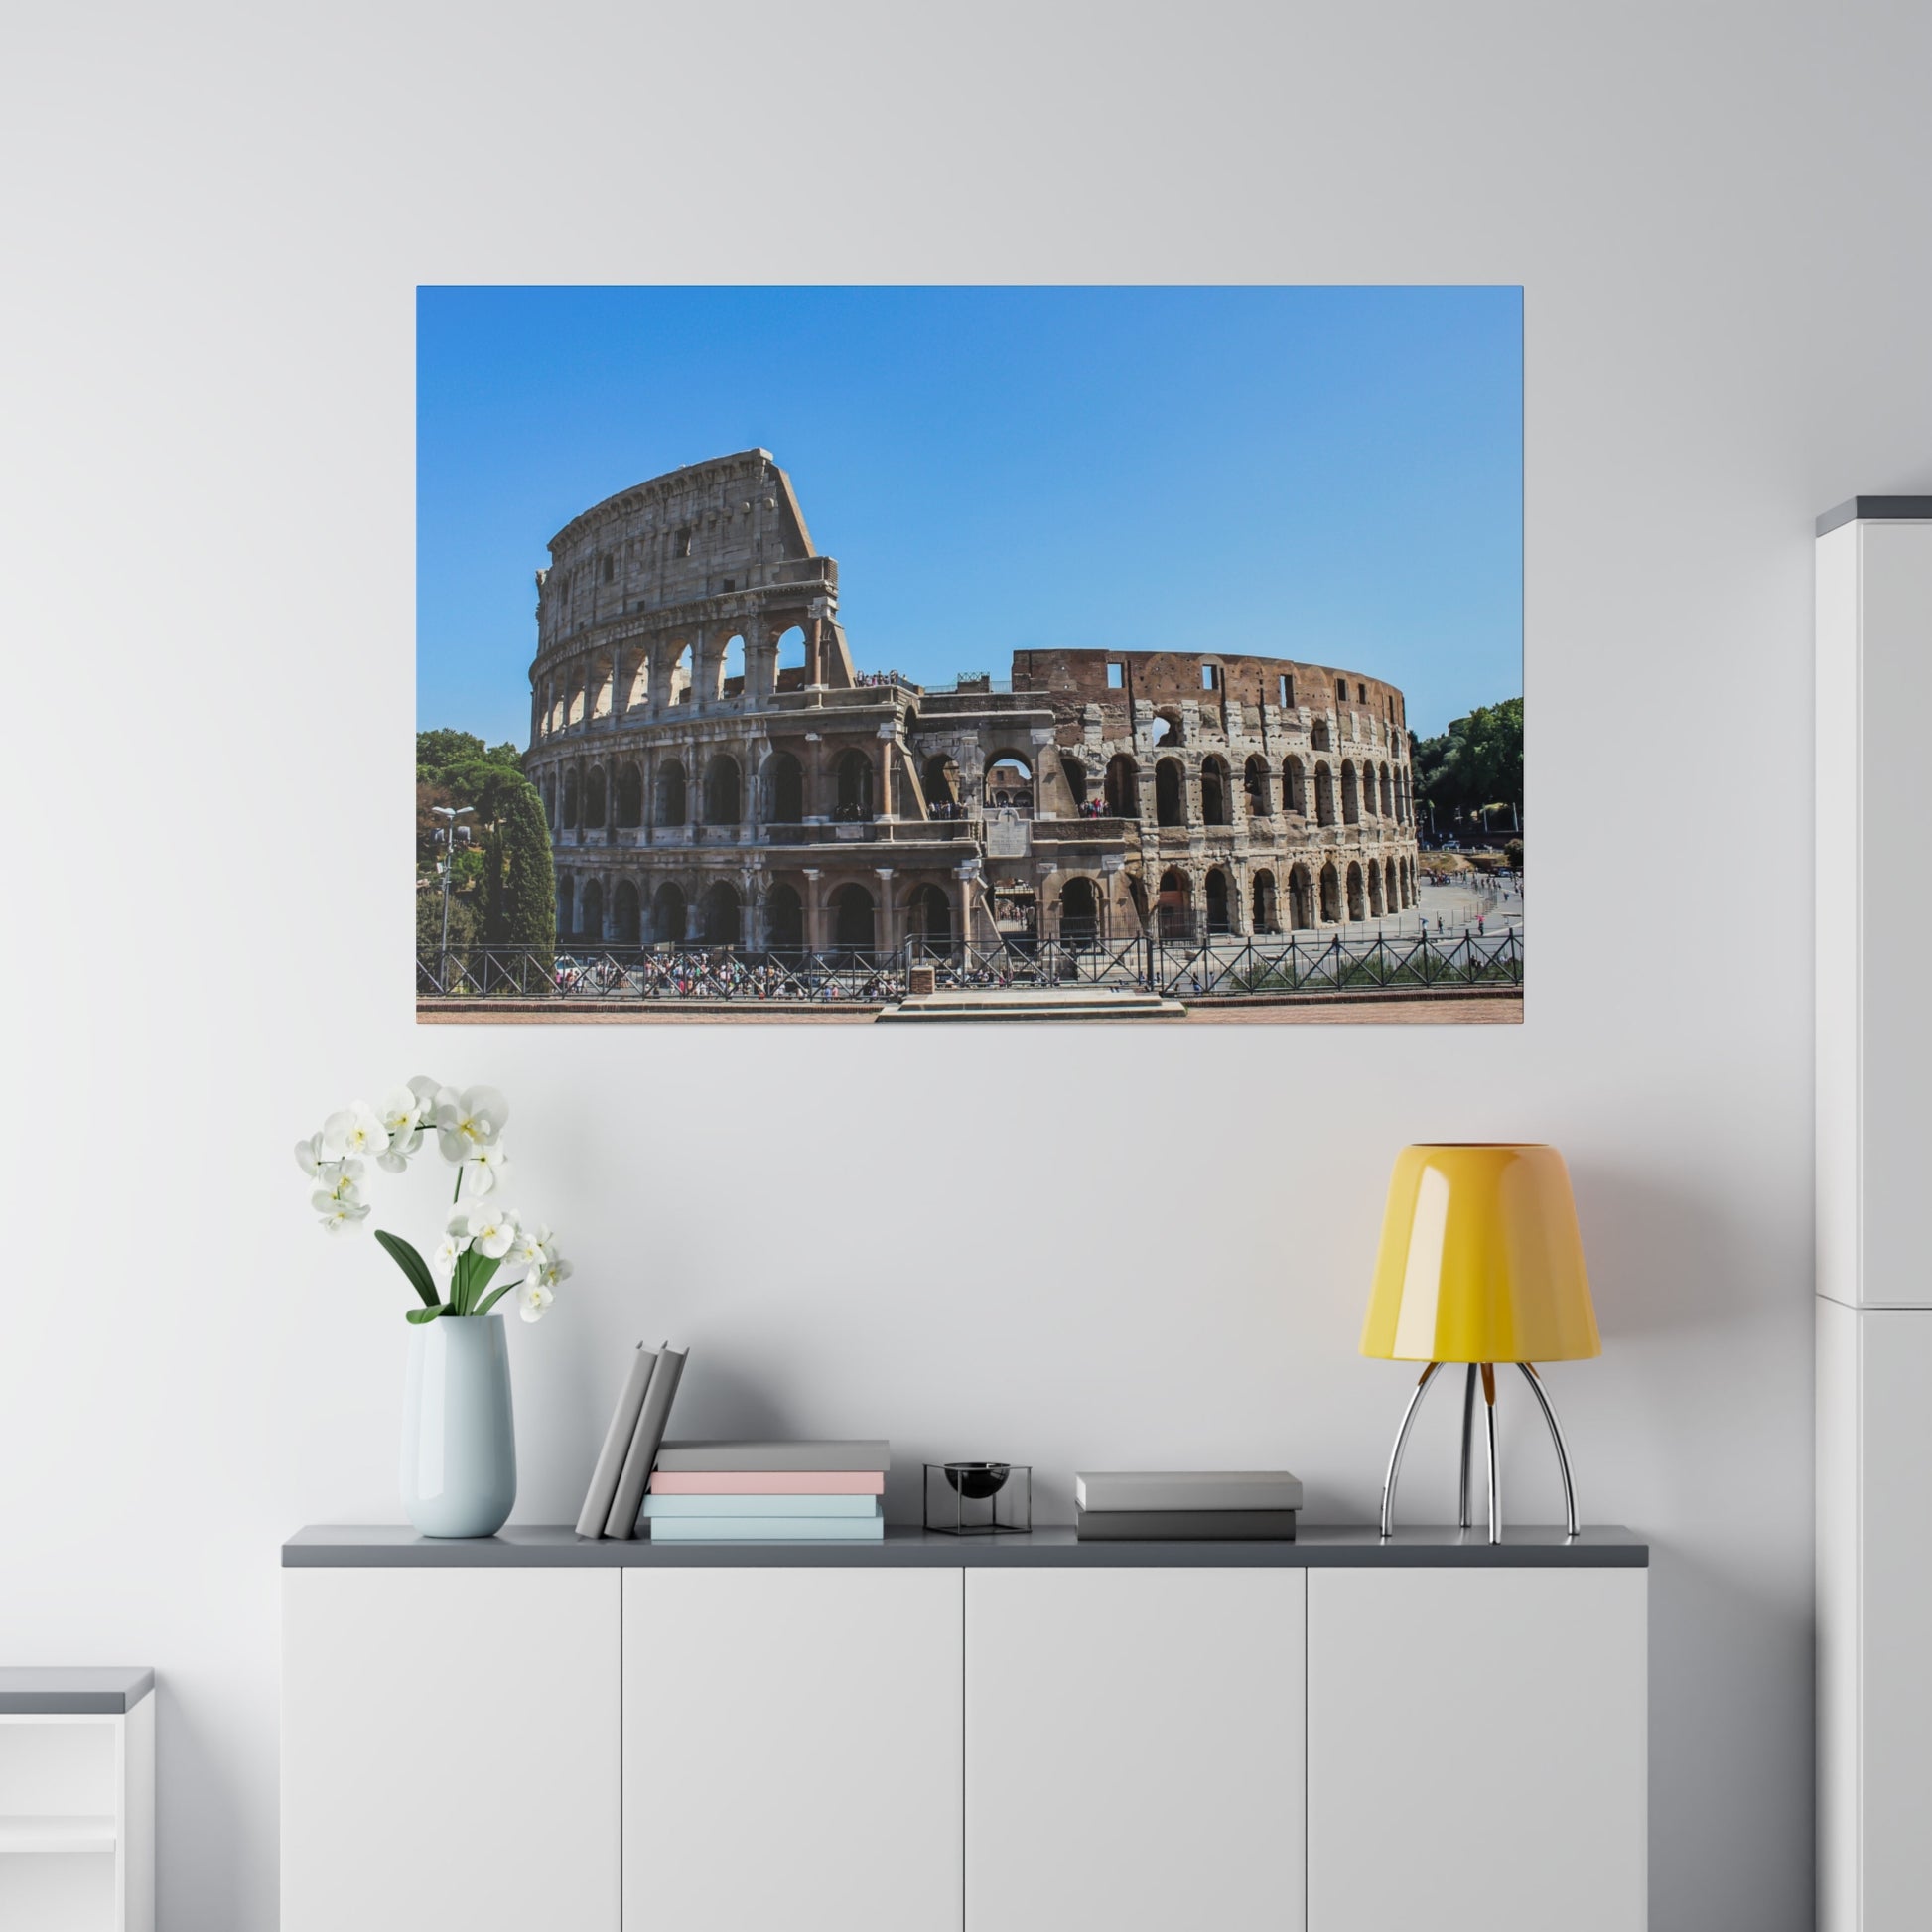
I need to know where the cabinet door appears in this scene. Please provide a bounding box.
[1307,1568,1645,1932]
[623,1567,962,1932]
[965,1567,1306,1932]
[282,1568,621,1932]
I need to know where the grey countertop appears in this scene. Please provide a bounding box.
[285,1524,1646,1569]
[0,1667,154,1714]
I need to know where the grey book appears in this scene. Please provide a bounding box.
[575,1343,658,1539]
[653,1439,890,1473]
[605,1344,689,1539]
[1074,1507,1298,1541]
[1075,1471,1305,1513]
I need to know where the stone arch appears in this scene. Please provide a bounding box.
[1319,861,1341,923]
[834,749,874,820]
[1157,867,1191,940]
[1346,861,1366,922]
[625,653,649,710]
[540,770,557,826]
[830,882,876,951]
[615,763,643,829]
[922,754,960,810]
[1311,718,1332,752]
[775,625,808,687]
[655,759,688,826]
[1288,863,1315,931]
[1252,869,1279,933]
[700,879,742,945]
[1314,761,1336,827]
[583,764,608,830]
[563,768,581,830]
[1199,756,1232,826]
[764,751,805,824]
[1341,759,1361,825]
[1384,857,1399,914]
[1155,757,1187,828]
[650,881,687,944]
[905,882,953,950]
[763,882,804,951]
[1059,876,1099,945]
[984,751,1034,812]
[1244,756,1272,818]
[580,877,605,941]
[703,754,743,826]
[1151,710,1184,749]
[667,642,693,706]
[1367,861,1385,917]
[719,633,747,699]
[1282,755,1307,816]
[1104,754,1139,817]
[1380,762,1395,819]
[1059,754,1088,810]
[1205,867,1232,933]
[613,878,641,944]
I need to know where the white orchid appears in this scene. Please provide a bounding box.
[314,1187,370,1234]
[517,1282,555,1323]
[528,1249,573,1294]
[407,1073,442,1110]
[294,1134,330,1180]
[465,1204,519,1260]
[313,1159,365,1203]
[321,1101,389,1163]
[375,1086,428,1172]
[434,1086,508,1163]
[508,1221,553,1270]
[461,1142,513,1197]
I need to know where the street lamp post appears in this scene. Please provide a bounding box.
[432,804,475,972]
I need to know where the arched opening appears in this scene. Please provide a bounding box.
[834,749,874,821]
[1380,763,1395,818]
[541,771,557,825]
[763,882,804,952]
[1314,762,1336,827]
[583,765,608,830]
[1252,870,1279,933]
[1318,862,1341,923]
[905,883,953,951]
[1104,754,1139,817]
[984,752,1034,815]
[1157,868,1190,940]
[613,879,641,944]
[655,759,687,826]
[719,634,746,699]
[1059,877,1098,945]
[703,755,742,826]
[1199,757,1231,826]
[764,752,804,824]
[922,754,961,816]
[1059,755,1088,810]
[557,875,574,935]
[563,769,581,830]
[1282,756,1307,816]
[831,883,875,951]
[1205,867,1231,933]
[615,764,643,828]
[1155,758,1186,827]
[625,654,649,710]
[668,643,693,706]
[1346,862,1366,922]
[579,877,605,941]
[1311,718,1332,752]
[1151,711,1183,749]
[701,880,742,946]
[775,625,808,688]
[1384,858,1399,915]
[650,883,687,944]
[1244,757,1272,818]
[1288,865,1314,931]
[1341,759,1361,825]
[591,657,614,721]
[1367,862,1385,917]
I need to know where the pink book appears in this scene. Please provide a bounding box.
[647,1469,887,1495]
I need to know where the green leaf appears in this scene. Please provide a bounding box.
[473,1279,516,1318]
[462,1252,503,1316]
[374,1229,440,1309]
[405,1304,447,1325]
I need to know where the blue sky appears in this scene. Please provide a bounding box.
[418,286,1521,748]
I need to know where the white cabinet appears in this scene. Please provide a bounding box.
[0,1686,152,1932]
[1307,1568,1647,1932]
[281,1568,621,1932]
[964,1568,1305,1932]
[621,1567,961,1932]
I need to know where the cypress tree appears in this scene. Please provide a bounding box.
[483,772,556,959]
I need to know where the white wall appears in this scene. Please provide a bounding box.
[3,5,1929,1927]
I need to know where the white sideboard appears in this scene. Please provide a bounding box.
[283,1526,1646,1932]
[1815,498,1932,1932]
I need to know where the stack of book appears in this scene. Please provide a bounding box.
[641,1441,890,1542]
[1073,1470,1303,1540]
[576,1341,690,1541]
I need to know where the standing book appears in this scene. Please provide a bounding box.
[575,1343,658,1539]
[604,1344,689,1539]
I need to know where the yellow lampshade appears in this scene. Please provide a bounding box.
[1361,1144,1599,1364]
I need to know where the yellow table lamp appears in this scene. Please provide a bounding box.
[1363,1144,1598,1543]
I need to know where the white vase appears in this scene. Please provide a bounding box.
[400,1315,517,1537]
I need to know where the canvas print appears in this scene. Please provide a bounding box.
[416,286,1522,1022]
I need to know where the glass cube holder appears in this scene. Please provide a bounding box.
[924,1462,1032,1535]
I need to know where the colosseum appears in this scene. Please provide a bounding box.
[523,450,1421,958]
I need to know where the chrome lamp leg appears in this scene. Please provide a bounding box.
[1518,1362,1580,1537]
[1457,1364,1477,1530]
[1378,1361,1442,1539]
[1481,1362,1501,1544]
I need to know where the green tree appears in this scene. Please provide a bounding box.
[483,774,556,955]
[1413,698,1523,837]
[416,728,546,960]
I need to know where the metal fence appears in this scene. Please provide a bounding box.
[418,929,1521,1006]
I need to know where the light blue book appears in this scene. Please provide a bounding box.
[647,1515,887,1543]
[640,1493,882,1519]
